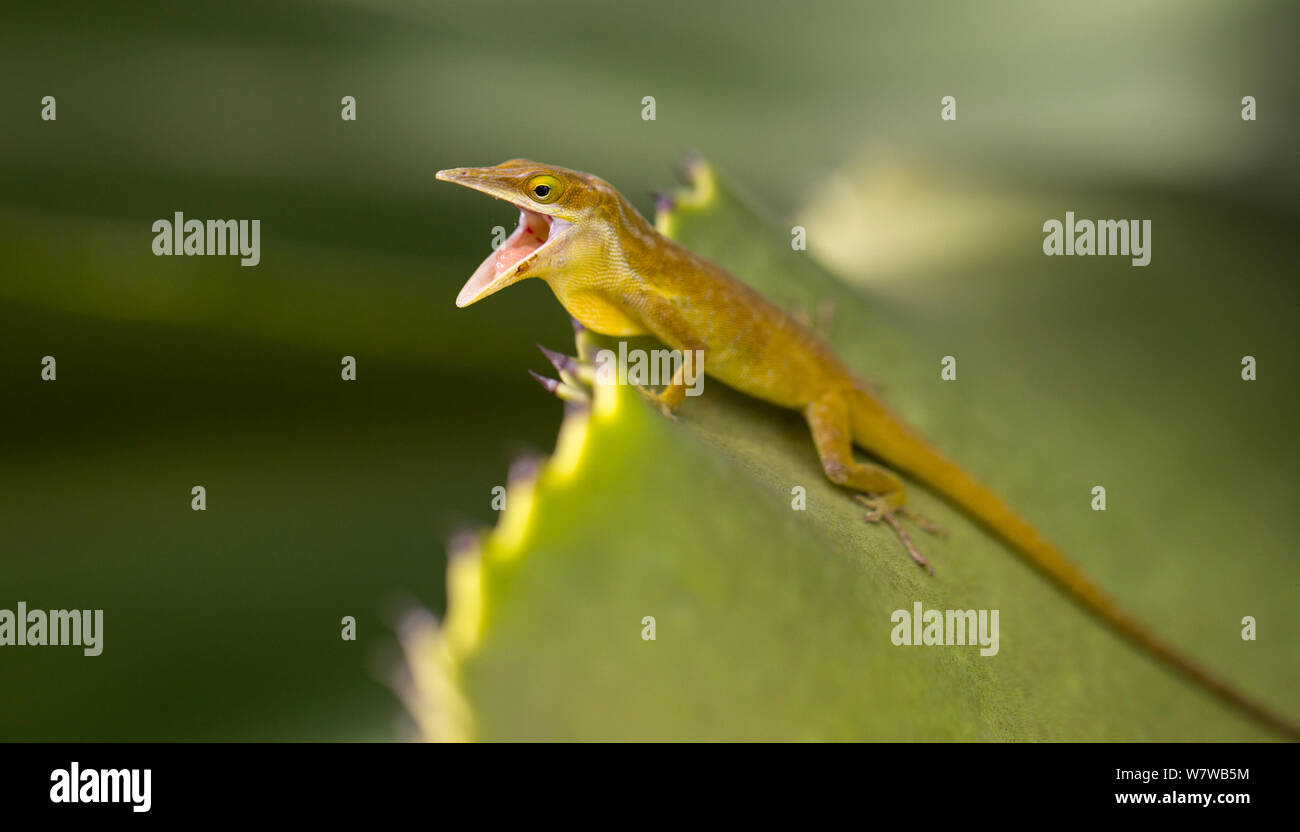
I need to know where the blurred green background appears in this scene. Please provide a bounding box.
[2,0,1297,739]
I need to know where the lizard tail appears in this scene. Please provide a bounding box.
[849,388,1300,740]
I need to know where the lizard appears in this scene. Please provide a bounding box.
[435,158,1298,740]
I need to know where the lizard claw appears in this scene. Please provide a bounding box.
[900,506,948,538]
[854,495,936,575]
[636,385,679,421]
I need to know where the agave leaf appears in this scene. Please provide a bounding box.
[407,161,1294,740]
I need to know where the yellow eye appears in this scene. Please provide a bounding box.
[526,174,563,204]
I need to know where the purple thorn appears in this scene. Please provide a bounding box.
[652,189,676,215]
[536,343,578,376]
[528,369,562,396]
[507,454,543,485]
[678,150,704,183]
[446,528,481,561]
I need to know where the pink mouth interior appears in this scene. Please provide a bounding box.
[458,208,551,304]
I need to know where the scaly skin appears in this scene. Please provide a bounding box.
[437,158,1298,739]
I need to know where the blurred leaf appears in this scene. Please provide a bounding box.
[0,205,571,375]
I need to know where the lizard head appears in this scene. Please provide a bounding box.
[436,159,612,307]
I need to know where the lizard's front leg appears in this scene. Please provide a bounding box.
[627,298,707,419]
[637,349,703,419]
[805,390,944,574]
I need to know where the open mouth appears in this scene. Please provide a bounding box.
[457,207,565,307]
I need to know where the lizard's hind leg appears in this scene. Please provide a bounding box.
[805,390,943,574]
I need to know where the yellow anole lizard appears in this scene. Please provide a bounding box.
[436,158,1298,739]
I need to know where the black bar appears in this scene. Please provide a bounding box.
[0,742,1289,819]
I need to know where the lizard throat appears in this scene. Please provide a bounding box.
[457,208,563,307]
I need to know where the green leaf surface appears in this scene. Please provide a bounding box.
[407,162,1299,741]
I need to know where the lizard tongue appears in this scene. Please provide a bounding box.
[456,209,550,307]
